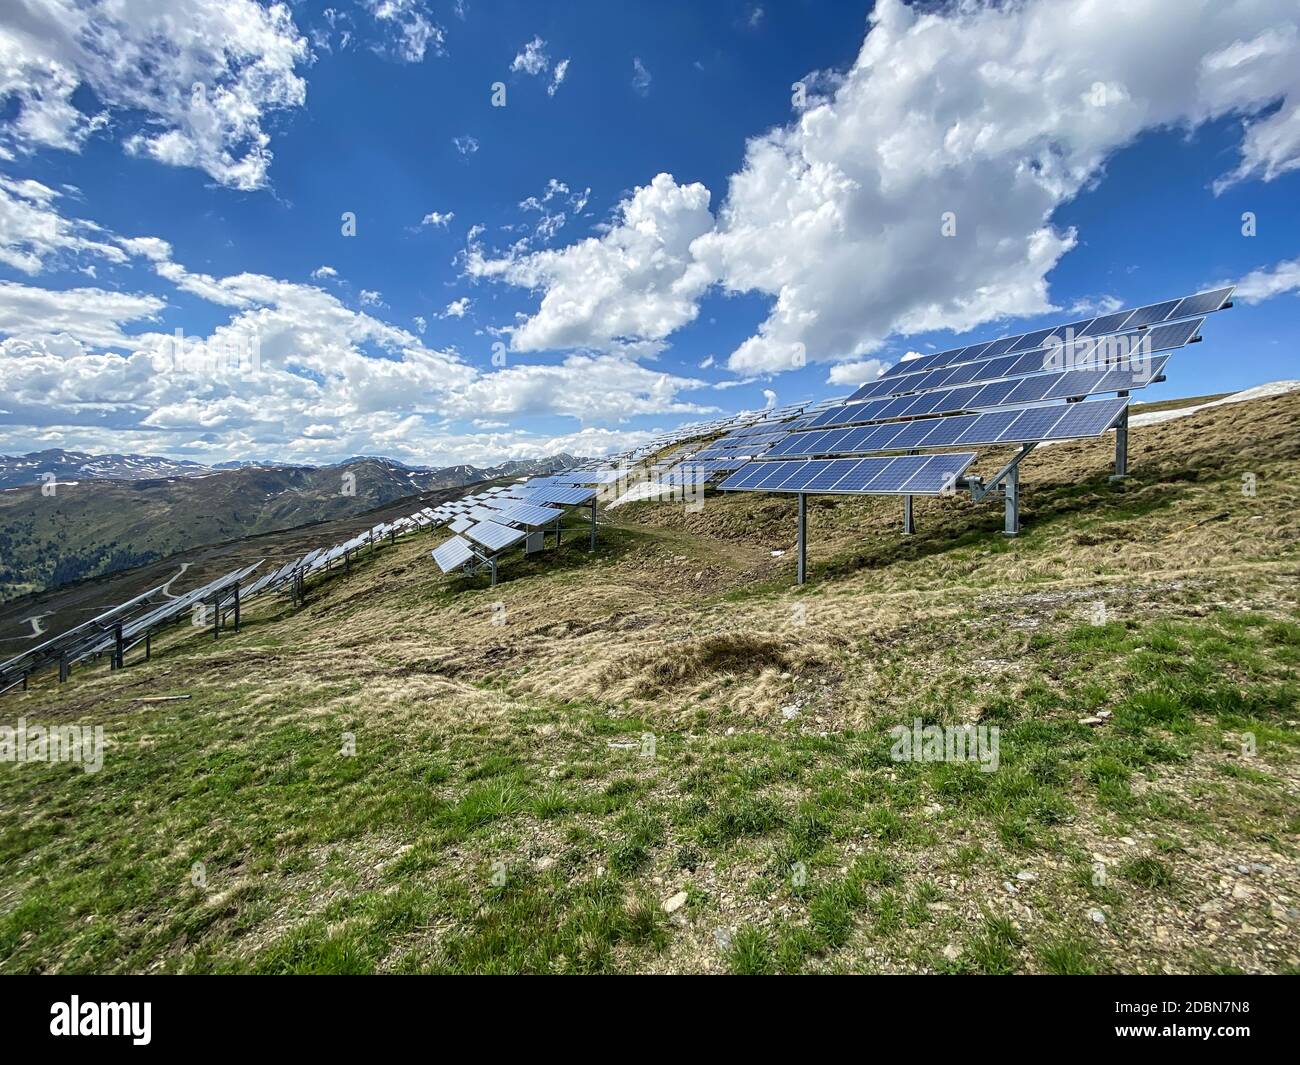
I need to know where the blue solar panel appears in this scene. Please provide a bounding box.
[969,379,1019,407]
[998,406,1067,441]
[901,453,972,494]
[916,415,974,447]
[718,463,770,489]
[859,423,907,450]
[1080,310,1134,336]
[981,354,1021,380]
[955,409,1021,444]
[1008,350,1053,376]
[748,461,800,488]
[1143,316,1203,351]
[872,396,914,420]
[936,360,985,386]
[929,384,984,414]
[830,458,891,492]
[1170,286,1232,319]
[980,335,1022,358]
[884,420,939,450]
[867,455,930,491]
[903,390,949,417]
[760,461,811,490]
[764,433,808,458]
[807,406,846,428]
[803,458,861,490]
[1101,355,1169,390]
[1124,299,1180,328]
[1008,327,1055,353]
[1043,398,1128,439]
[1003,375,1056,405]
[832,426,872,452]
[1045,368,1112,400]
[911,367,952,391]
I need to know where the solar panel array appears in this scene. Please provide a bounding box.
[718,287,1232,501]
[427,473,604,579]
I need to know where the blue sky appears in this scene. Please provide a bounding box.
[0,0,1297,467]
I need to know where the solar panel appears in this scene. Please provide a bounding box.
[865,455,931,492]
[827,458,889,492]
[901,453,971,494]
[432,536,477,573]
[450,516,472,533]
[1170,286,1233,319]
[553,470,624,486]
[1124,298,1180,328]
[523,485,598,506]
[497,502,564,527]
[1079,310,1134,337]
[1043,398,1128,439]
[720,453,978,496]
[997,405,1068,442]
[466,520,527,553]
[801,458,861,490]
[1142,316,1203,351]
[880,420,938,450]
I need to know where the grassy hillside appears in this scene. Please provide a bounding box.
[1,390,1297,974]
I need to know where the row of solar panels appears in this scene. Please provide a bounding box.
[429,476,601,574]
[845,318,1201,409]
[812,356,1170,431]
[649,400,844,483]
[716,286,1229,502]
[761,396,1129,459]
[878,286,1233,382]
[721,453,977,496]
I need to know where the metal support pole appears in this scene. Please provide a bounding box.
[233,584,241,633]
[213,597,221,640]
[489,559,498,587]
[1004,464,1021,536]
[145,633,151,661]
[1110,394,1130,481]
[59,655,68,683]
[113,623,124,669]
[797,492,807,586]
[903,495,915,534]
[589,498,597,552]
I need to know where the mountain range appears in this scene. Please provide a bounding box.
[0,449,585,600]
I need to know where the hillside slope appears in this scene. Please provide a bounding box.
[0,454,580,601]
[1,389,1297,974]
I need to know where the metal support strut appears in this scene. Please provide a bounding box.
[903,495,915,535]
[796,492,807,586]
[589,498,597,552]
[1110,391,1130,481]
[1004,463,1020,536]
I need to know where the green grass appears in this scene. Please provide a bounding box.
[2,537,1296,973]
